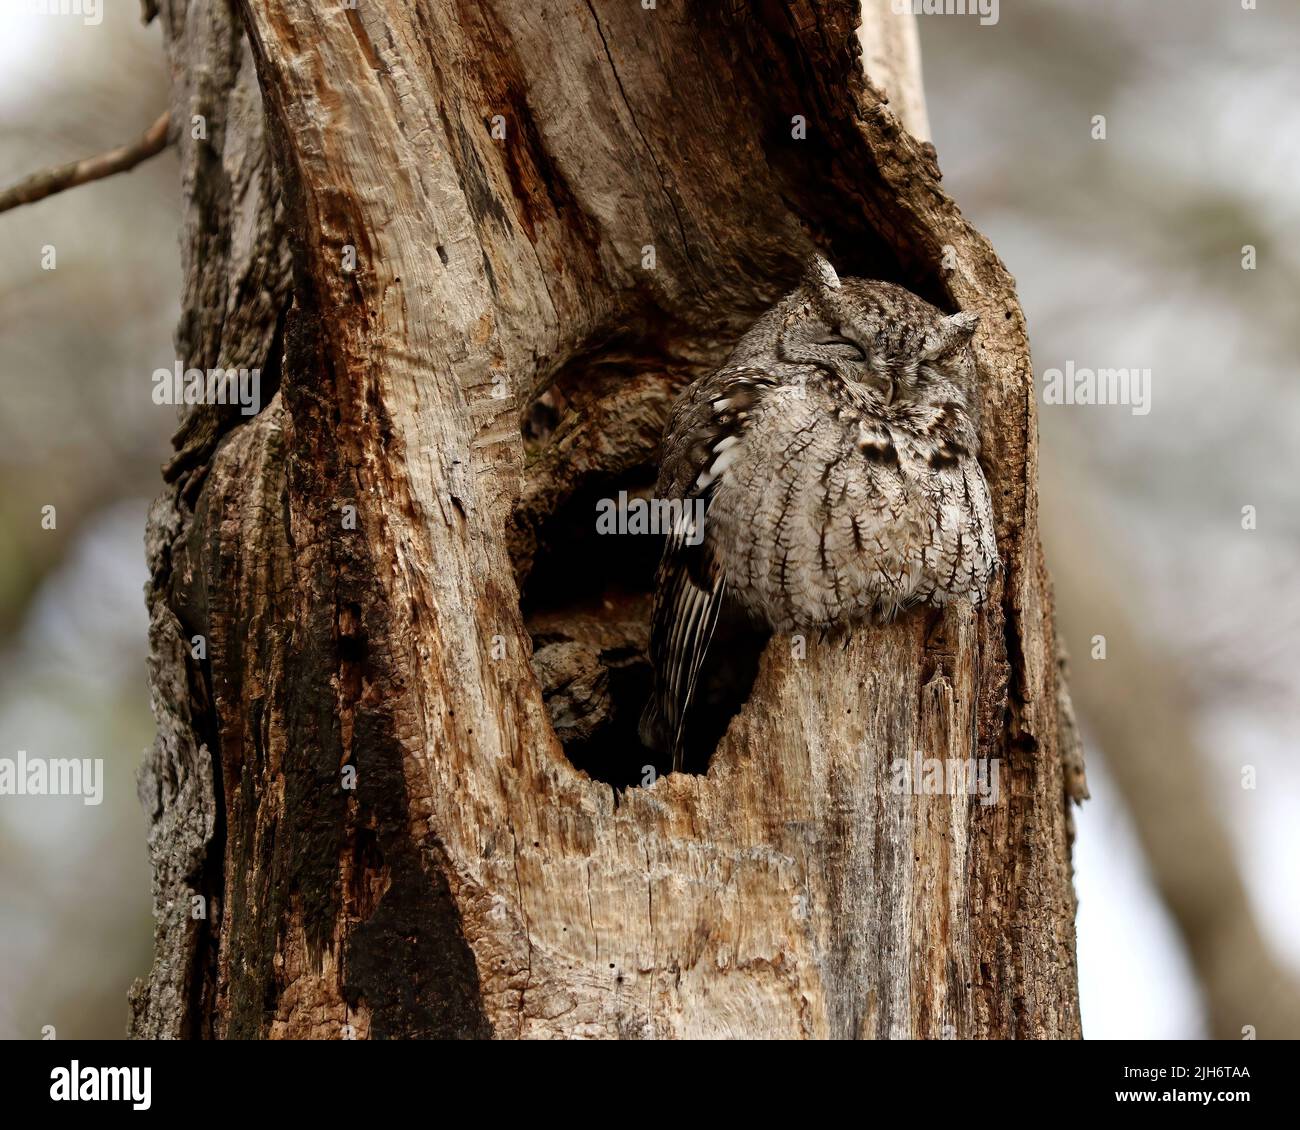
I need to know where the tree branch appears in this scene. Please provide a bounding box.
[0,112,171,215]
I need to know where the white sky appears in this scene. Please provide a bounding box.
[0,9,57,81]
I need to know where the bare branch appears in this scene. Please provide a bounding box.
[0,112,171,216]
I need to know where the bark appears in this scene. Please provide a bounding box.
[131,0,1082,1040]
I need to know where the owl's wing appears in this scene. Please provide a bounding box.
[643,368,776,771]
[647,507,726,772]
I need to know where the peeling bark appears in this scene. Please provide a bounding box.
[132,0,1081,1040]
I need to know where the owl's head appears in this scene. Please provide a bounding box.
[776,254,979,404]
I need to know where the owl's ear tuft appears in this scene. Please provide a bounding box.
[804,253,842,294]
[924,310,980,358]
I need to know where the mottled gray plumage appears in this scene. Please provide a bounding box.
[644,255,1000,770]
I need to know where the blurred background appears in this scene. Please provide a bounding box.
[0,0,1295,1038]
[0,3,176,1041]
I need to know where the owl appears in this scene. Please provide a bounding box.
[643,254,1000,770]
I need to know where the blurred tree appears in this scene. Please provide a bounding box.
[1045,483,1300,1039]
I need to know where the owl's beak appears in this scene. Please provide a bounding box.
[882,379,896,406]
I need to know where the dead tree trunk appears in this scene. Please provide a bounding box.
[131,0,1083,1040]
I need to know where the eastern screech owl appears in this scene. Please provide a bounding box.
[643,254,1000,770]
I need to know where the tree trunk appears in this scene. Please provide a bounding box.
[131,0,1083,1040]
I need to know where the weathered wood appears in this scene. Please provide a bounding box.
[132,0,1081,1040]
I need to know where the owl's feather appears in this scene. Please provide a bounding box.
[642,368,776,769]
[647,514,726,771]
